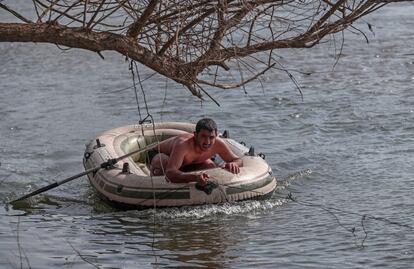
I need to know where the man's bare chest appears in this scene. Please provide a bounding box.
[182,151,213,165]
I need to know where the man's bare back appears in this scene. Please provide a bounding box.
[148,118,242,185]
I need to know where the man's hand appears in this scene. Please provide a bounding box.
[195,173,209,186]
[223,162,240,174]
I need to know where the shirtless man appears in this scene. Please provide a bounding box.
[147,118,242,186]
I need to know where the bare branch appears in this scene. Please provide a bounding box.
[197,63,275,89]
[127,0,159,38]
[0,3,33,23]
[158,8,215,56]
[0,0,411,98]
[86,0,106,29]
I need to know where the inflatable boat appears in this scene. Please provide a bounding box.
[83,122,276,208]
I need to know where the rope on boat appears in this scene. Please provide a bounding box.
[129,59,169,183]
[129,59,160,264]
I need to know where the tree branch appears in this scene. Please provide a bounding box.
[157,7,215,56]
[197,63,275,89]
[0,3,33,23]
[0,0,410,99]
[127,0,159,38]
[0,22,191,91]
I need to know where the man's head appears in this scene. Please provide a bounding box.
[194,118,218,151]
[195,118,217,134]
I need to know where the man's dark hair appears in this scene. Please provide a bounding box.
[195,118,217,133]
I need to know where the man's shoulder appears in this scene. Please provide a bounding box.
[214,137,233,153]
[172,133,194,148]
[214,137,226,146]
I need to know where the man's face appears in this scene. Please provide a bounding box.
[194,129,217,151]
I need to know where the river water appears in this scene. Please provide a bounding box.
[1,3,414,269]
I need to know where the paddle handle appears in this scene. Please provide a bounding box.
[11,142,159,203]
[11,166,101,203]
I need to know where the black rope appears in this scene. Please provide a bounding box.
[160,78,168,122]
[16,216,32,269]
[269,56,304,101]
[208,165,411,248]
[282,192,413,248]
[128,60,161,265]
[0,174,12,187]
[129,60,143,122]
[129,60,154,125]
[67,240,100,268]
[133,61,150,116]
[360,214,368,248]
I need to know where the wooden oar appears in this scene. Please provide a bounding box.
[10,143,158,203]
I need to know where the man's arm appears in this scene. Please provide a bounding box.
[165,142,208,185]
[216,139,242,174]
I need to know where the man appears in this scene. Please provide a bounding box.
[148,118,242,186]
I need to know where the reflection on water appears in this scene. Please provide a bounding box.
[1,197,291,268]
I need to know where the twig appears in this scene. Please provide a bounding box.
[284,193,413,248]
[0,3,33,23]
[197,63,275,90]
[67,240,100,269]
[16,216,31,269]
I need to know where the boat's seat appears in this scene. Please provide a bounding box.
[120,129,189,164]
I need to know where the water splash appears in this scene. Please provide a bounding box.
[146,199,288,220]
[276,168,313,191]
